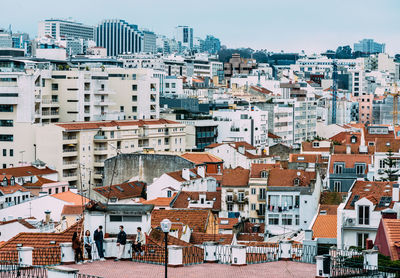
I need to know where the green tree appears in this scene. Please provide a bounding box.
[383,149,399,181]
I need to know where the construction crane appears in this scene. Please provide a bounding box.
[385,83,400,126]
[331,60,338,124]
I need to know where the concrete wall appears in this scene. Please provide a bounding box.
[103,153,195,185]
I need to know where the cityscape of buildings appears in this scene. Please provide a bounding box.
[0,12,399,278]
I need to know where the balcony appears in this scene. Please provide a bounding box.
[42,111,59,117]
[94,160,106,167]
[62,148,78,157]
[42,99,59,107]
[63,160,78,169]
[93,171,103,179]
[94,135,107,141]
[94,147,108,155]
[257,195,266,202]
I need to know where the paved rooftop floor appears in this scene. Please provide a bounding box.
[71,259,316,278]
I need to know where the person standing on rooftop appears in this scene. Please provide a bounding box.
[94,225,105,261]
[115,225,127,261]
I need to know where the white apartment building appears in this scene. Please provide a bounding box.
[38,19,94,41]
[212,108,269,149]
[34,119,186,189]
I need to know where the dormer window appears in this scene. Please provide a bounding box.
[355,164,365,175]
[350,136,357,144]
[334,163,343,174]
[261,171,268,178]
[313,142,319,147]
[10,177,15,186]
[2,177,7,186]
[294,178,300,186]
[358,205,370,225]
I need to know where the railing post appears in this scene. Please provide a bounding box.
[103,238,117,259]
[363,249,378,272]
[279,240,293,261]
[316,255,331,278]
[17,247,33,266]
[203,242,219,263]
[168,245,183,267]
[47,266,79,278]
[60,243,74,265]
[231,245,247,266]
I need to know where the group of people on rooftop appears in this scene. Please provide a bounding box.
[72,225,146,264]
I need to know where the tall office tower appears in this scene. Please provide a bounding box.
[38,19,95,40]
[203,35,221,54]
[175,26,193,51]
[96,19,143,57]
[354,39,385,54]
[142,30,157,53]
[0,28,12,48]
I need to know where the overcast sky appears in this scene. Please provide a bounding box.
[1,0,399,54]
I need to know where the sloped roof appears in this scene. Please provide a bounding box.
[301,142,331,152]
[23,176,57,188]
[0,184,29,194]
[0,218,36,229]
[190,232,233,245]
[382,218,400,260]
[181,152,223,165]
[93,181,145,200]
[289,154,324,163]
[141,197,174,207]
[61,205,84,215]
[250,163,281,178]
[329,154,372,174]
[166,168,202,182]
[171,191,221,211]
[267,169,316,187]
[151,209,211,233]
[221,167,250,187]
[51,191,90,205]
[375,138,400,153]
[219,217,239,230]
[268,132,281,139]
[0,166,57,177]
[312,215,337,239]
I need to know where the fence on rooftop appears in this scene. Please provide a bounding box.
[182,246,204,265]
[33,247,61,266]
[246,243,279,264]
[131,244,165,265]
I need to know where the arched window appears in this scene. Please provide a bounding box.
[261,171,268,178]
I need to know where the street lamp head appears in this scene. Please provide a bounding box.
[160,218,172,233]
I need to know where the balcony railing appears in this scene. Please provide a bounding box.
[63,173,77,177]
[63,148,77,153]
[62,135,77,140]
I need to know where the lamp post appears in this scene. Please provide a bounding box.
[161,219,171,278]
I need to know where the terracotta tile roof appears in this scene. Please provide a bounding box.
[381,218,400,260]
[56,119,179,130]
[345,181,396,210]
[0,184,29,194]
[22,176,57,188]
[221,167,250,187]
[312,214,337,238]
[166,168,203,182]
[219,218,239,230]
[0,166,57,177]
[289,154,323,163]
[250,86,274,95]
[151,209,211,233]
[268,132,281,139]
[319,204,339,215]
[93,181,145,200]
[147,228,193,247]
[329,154,372,174]
[51,191,90,205]
[333,144,374,154]
[0,218,36,229]
[364,126,395,142]
[141,197,174,207]
[181,152,223,165]
[237,233,264,242]
[267,169,316,187]
[375,138,400,153]
[204,143,223,148]
[171,191,221,211]
[250,163,281,178]
[61,205,84,215]
[330,132,362,145]
[301,142,331,152]
[190,232,233,245]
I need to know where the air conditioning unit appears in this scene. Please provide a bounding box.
[378,169,384,174]
[346,217,356,226]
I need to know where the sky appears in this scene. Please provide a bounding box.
[1,0,399,54]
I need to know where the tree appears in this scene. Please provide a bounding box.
[335,45,352,59]
[383,149,399,181]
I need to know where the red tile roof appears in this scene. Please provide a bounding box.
[56,119,179,130]
[268,132,281,139]
[166,168,203,182]
[267,169,316,187]
[375,138,400,153]
[52,191,90,205]
[332,144,374,154]
[301,142,331,152]
[312,215,337,239]
[381,218,400,260]
[289,154,324,163]
[345,181,396,211]
[151,209,211,233]
[0,218,36,229]
[237,233,264,242]
[190,232,233,245]
[319,204,339,215]
[171,191,221,211]
[250,163,281,178]
[0,166,57,177]
[0,184,29,194]
[364,126,395,142]
[141,197,174,206]
[221,167,250,187]
[23,176,57,188]
[61,205,84,215]
[181,152,223,165]
[219,218,239,230]
[93,181,145,200]
[329,154,372,174]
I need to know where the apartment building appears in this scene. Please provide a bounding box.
[34,119,186,189]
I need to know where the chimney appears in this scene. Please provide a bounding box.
[45,210,51,224]
[182,168,190,181]
[346,145,351,154]
[304,229,313,241]
[238,146,245,154]
[197,166,205,178]
[393,181,399,202]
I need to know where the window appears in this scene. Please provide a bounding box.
[251,203,256,210]
[261,171,268,178]
[55,188,59,194]
[268,214,279,225]
[2,149,6,156]
[357,233,369,248]
[295,215,300,225]
[355,164,365,175]
[51,84,58,90]
[48,189,52,195]
[293,178,300,186]
[238,192,244,202]
[238,204,244,211]
[132,95,137,102]
[334,181,341,192]
[172,83,176,88]
[0,105,13,112]
[132,84,137,91]
[295,196,300,208]
[0,120,13,127]
[132,106,137,112]
[9,149,13,157]
[259,188,266,200]
[158,139,161,145]
[227,195,233,202]
[227,203,233,211]
[281,195,293,208]
[282,214,292,225]
[334,163,343,174]
[120,106,124,112]
[165,83,170,88]
[0,134,13,141]
[251,188,256,195]
[258,204,266,216]
[313,142,319,147]
[358,205,370,225]
[110,215,123,222]
[167,190,172,198]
